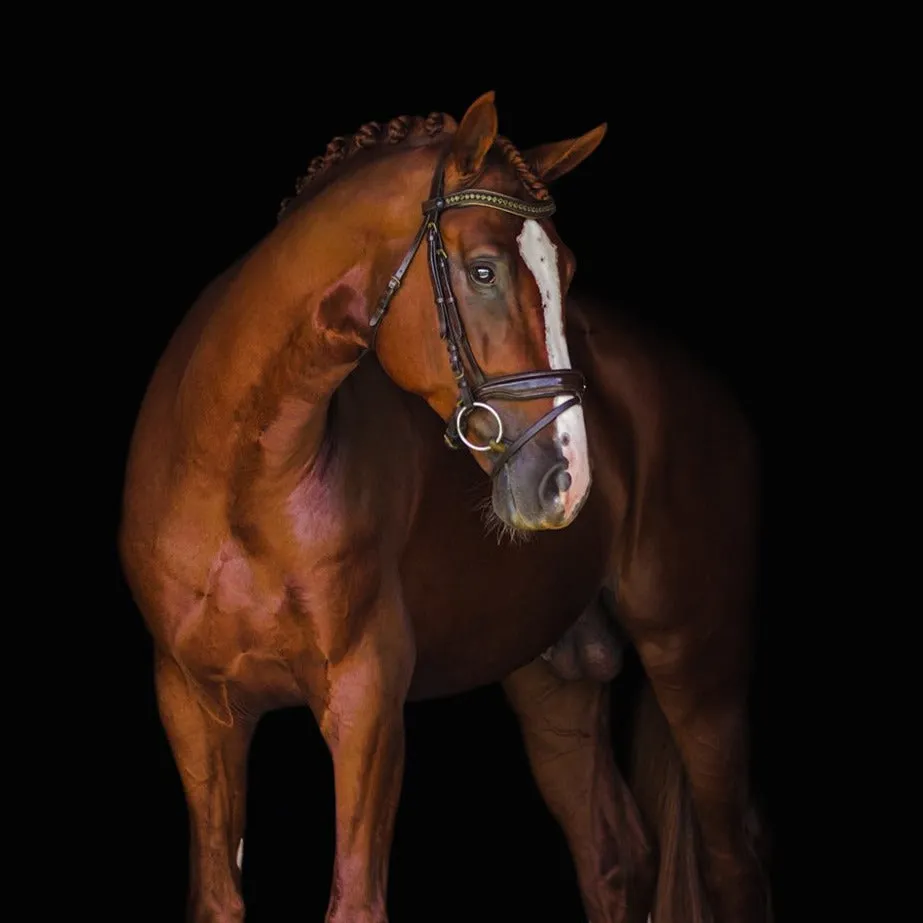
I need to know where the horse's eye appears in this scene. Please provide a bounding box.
[469,264,496,285]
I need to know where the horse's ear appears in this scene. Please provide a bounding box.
[523,123,608,182]
[447,91,499,179]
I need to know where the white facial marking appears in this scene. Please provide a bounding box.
[236,837,244,870]
[516,219,591,520]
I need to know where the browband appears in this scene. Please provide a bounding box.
[421,189,557,219]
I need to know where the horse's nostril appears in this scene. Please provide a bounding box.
[539,462,570,510]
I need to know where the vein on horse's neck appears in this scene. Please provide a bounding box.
[176,149,434,484]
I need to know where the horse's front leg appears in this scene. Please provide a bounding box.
[309,585,415,923]
[154,652,255,923]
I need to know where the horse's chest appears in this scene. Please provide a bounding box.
[402,492,609,700]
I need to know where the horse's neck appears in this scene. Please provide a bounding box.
[168,144,440,490]
[174,217,374,485]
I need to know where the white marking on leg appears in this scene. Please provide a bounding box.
[236,837,244,870]
[516,219,591,521]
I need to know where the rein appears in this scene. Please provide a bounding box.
[367,156,585,478]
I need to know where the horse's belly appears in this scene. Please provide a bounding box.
[402,488,609,701]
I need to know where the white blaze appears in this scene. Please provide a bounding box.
[516,219,591,519]
[236,837,244,870]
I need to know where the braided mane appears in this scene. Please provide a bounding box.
[491,135,551,202]
[278,111,549,221]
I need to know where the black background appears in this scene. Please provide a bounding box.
[90,36,832,923]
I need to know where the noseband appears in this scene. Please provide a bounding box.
[367,156,586,479]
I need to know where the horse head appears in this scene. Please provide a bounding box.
[371,92,606,532]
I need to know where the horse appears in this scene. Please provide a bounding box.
[119,91,770,922]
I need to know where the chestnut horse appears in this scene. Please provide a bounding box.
[119,92,769,922]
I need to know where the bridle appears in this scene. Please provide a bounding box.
[367,154,585,479]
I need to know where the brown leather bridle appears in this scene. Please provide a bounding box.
[368,155,586,479]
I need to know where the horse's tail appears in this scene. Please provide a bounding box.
[629,679,714,923]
